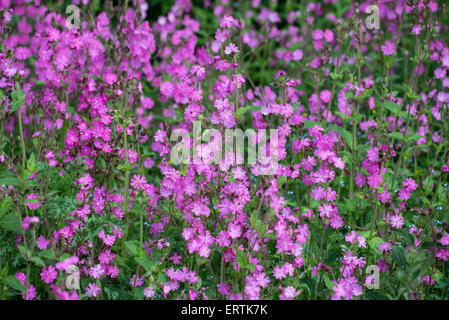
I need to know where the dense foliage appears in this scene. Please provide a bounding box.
[0,0,449,300]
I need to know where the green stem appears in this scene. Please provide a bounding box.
[123,132,129,216]
[17,107,26,174]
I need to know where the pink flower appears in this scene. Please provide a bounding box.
[280,286,301,300]
[143,157,154,169]
[25,193,40,210]
[220,16,238,29]
[440,234,449,246]
[86,283,101,298]
[89,264,104,279]
[390,215,404,229]
[224,43,239,55]
[378,190,391,203]
[398,188,411,201]
[436,249,449,261]
[131,174,147,191]
[22,216,39,230]
[355,173,366,188]
[381,41,395,56]
[320,90,331,103]
[412,25,422,35]
[218,283,230,296]
[292,49,303,61]
[15,273,36,300]
[55,256,79,271]
[379,242,392,252]
[37,236,50,250]
[367,173,383,189]
[127,148,138,163]
[228,223,242,239]
[403,178,417,192]
[154,129,167,142]
[144,286,155,299]
[434,68,446,79]
[130,274,144,287]
[41,266,57,284]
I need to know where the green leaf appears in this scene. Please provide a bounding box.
[364,291,391,300]
[17,90,26,102]
[405,133,423,143]
[435,278,449,290]
[277,175,287,189]
[436,141,449,154]
[236,249,249,268]
[368,237,382,253]
[134,256,152,271]
[330,72,342,80]
[39,249,56,260]
[250,212,257,230]
[392,246,406,267]
[125,240,140,256]
[0,176,22,187]
[10,89,26,113]
[344,91,354,99]
[3,275,25,292]
[59,253,72,261]
[304,121,321,129]
[245,263,255,271]
[335,111,348,120]
[357,88,373,101]
[383,101,400,115]
[27,153,37,173]
[0,214,22,233]
[323,274,335,290]
[388,132,404,141]
[31,256,45,267]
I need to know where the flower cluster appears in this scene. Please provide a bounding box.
[0,0,448,301]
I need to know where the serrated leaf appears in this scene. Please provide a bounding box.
[0,214,22,233]
[368,237,382,253]
[392,246,406,267]
[0,176,22,187]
